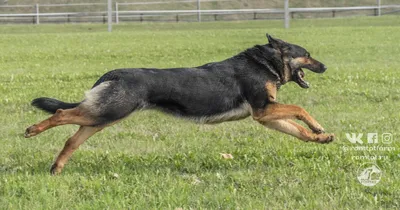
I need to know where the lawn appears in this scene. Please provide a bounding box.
[0,16,399,209]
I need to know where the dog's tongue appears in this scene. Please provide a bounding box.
[295,69,309,89]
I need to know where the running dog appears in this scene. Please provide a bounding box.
[25,34,334,175]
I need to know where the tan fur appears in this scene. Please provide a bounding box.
[253,103,324,133]
[265,82,277,102]
[24,108,96,138]
[261,119,334,143]
[197,102,251,124]
[290,57,321,69]
[262,120,302,138]
[51,126,102,175]
[291,57,311,65]
[281,56,292,84]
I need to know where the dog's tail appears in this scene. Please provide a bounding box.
[31,97,80,114]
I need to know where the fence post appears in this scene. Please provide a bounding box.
[377,0,381,16]
[284,0,289,29]
[35,3,39,24]
[107,0,112,32]
[197,0,201,22]
[115,2,119,24]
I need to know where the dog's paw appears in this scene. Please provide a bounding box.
[310,125,325,134]
[312,127,325,134]
[315,133,334,144]
[50,163,63,176]
[24,125,40,138]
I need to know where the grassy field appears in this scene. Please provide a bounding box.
[1,16,400,209]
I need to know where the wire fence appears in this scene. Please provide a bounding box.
[0,0,399,25]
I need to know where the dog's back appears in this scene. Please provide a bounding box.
[33,63,252,126]
[90,64,251,123]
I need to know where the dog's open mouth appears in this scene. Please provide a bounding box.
[293,69,309,89]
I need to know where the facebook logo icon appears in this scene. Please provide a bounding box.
[367,133,378,144]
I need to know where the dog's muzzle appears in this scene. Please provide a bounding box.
[293,62,327,89]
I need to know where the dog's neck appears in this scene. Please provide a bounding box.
[240,45,291,86]
[281,55,293,85]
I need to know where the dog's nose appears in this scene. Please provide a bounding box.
[321,64,327,72]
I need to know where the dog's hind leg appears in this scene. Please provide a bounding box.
[50,125,102,175]
[24,108,97,138]
[25,80,138,138]
[26,81,141,174]
[261,119,334,143]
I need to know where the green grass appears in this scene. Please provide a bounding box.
[1,16,400,209]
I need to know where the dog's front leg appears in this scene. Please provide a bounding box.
[259,119,334,143]
[253,103,325,134]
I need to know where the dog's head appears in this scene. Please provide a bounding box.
[267,34,327,88]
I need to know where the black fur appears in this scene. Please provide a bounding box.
[32,97,80,114]
[32,34,326,125]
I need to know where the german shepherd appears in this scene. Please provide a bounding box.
[25,34,334,175]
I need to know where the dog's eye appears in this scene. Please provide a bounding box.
[305,53,310,58]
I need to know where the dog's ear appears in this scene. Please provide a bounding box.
[266,34,287,50]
